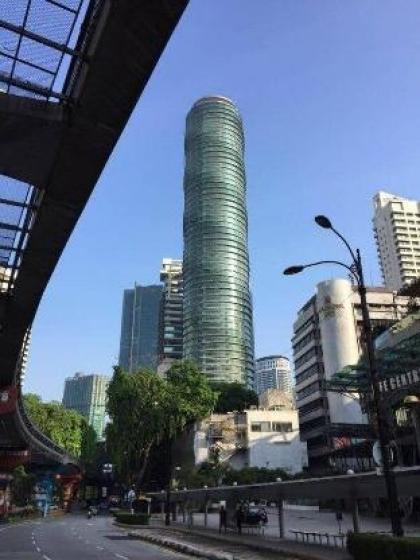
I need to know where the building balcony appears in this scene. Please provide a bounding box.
[299,425,327,442]
[307,444,331,458]
[293,338,317,360]
[298,406,325,423]
[207,430,224,441]
[295,371,320,391]
[294,354,319,376]
[296,390,322,408]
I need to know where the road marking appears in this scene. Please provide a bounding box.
[0,519,40,532]
[115,554,129,560]
[36,546,41,553]
[96,546,104,550]
[43,556,52,560]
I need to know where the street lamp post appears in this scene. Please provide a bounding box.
[284,215,403,537]
[165,465,181,526]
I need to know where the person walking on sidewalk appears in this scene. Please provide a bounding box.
[219,505,227,533]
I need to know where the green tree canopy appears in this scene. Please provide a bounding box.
[106,361,216,487]
[23,393,96,459]
[11,465,35,506]
[211,381,258,413]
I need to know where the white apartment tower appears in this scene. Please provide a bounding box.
[373,191,420,290]
[292,278,414,472]
[157,259,183,376]
[255,355,292,395]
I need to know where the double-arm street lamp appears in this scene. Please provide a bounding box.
[284,215,403,537]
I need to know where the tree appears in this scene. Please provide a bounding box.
[106,361,216,487]
[106,367,169,486]
[23,393,96,458]
[211,382,258,413]
[11,465,35,506]
[81,423,98,464]
[166,361,217,433]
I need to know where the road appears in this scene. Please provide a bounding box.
[0,513,187,560]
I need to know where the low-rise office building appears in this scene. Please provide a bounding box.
[190,390,307,474]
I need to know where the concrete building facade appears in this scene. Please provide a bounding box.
[157,259,183,375]
[373,191,420,290]
[183,96,255,386]
[118,284,162,372]
[292,278,413,471]
[255,355,292,395]
[62,373,109,439]
[191,390,307,475]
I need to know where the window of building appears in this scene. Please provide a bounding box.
[272,422,293,432]
[251,422,271,432]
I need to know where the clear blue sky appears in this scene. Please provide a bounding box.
[26,0,420,400]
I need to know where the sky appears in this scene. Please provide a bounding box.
[26,0,420,401]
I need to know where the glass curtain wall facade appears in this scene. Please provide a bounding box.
[62,373,109,440]
[118,284,162,372]
[183,96,255,385]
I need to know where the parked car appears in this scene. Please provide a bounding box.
[243,505,268,525]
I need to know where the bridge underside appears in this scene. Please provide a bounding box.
[0,0,188,465]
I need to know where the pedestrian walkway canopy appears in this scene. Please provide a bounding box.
[327,313,420,402]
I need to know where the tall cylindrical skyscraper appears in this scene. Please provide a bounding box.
[183,96,255,385]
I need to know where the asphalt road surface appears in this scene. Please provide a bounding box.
[0,513,187,560]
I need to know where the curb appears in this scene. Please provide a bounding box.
[128,530,237,560]
[159,525,350,560]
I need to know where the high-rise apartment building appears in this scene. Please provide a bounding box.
[62,373,109,439]
[157,259,183,375]
[255,355,292,396]
[292,278,413,471]
[118,284,162,372]
[373,191,420,290]
[183,96,255,386]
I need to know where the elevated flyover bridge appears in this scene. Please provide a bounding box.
[0,0,188,469]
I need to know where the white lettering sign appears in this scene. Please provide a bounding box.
[380,368,420,393]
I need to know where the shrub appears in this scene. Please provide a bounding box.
[7,506,39,523]
[114,512,150,525]
[347,532,420,560]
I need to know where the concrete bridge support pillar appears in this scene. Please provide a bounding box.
[352,498,360,533]
[204,499,208,527]
[181,502,186,523]
[171,501,177,521]
[278,499,285,539]
[225,497,237,531]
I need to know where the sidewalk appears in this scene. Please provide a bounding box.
[128,521,351,560]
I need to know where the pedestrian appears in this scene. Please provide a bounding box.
[219,505,227,534]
